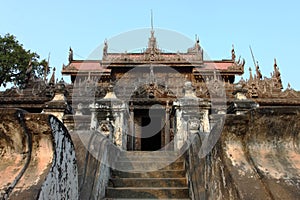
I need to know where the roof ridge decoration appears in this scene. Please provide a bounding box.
[144,30,162,61]
[187,36,203,61]
[102,31,208,63]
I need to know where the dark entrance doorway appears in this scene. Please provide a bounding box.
[141,116,162,151]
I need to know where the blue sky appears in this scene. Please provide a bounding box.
[1,0,299,90]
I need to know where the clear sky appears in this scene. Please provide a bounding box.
[1,0,299,90]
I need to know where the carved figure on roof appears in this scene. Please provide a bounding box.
[190,37,201,52]
[103,39,108,59]
[231,44,236,61]
[255,61,262,80]
[273,58,283,89]
[273,58,280,78]
[195,38,201,52]
[68,47,73,62]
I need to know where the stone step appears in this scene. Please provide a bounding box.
[114,161,184,171]
[106,151,189,199]
[109,178,187,188]
[112,170,186,179]
[119,151,179,157]
[117,155,183,162]
[104,198,190,200]
[106,187,189,199]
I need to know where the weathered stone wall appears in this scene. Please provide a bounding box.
[0,109,78,200]
[186,107,300,200]
[70,130,119,199]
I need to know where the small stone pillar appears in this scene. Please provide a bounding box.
[43,79,72,122]
[129,103,135,151]
[89,102,101,130]
[164,101,171,146]
[173,81,210,150]
[90,85,129,150]
[111,100,128,150]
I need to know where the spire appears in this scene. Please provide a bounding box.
[144,10,161,61]
[273,58,280,78]
[249,67,253,81]
[44,52,50,82]
[148,10,156,50]
[273,58,283,89]
[151,9,154,32]
[146,14,159,60]
[49,67,56,86]
[274,58,277,71]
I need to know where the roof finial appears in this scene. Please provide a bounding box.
[255,61,262,80]
[249,45,257,71]
[69,47,73,62]
[231,44,236,61]
[49,67,56,86]
[249,67,253,81]
[103,39,108,59]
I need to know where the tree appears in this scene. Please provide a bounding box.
[0,33,49,88]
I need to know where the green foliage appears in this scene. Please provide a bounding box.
[0,33,49,88]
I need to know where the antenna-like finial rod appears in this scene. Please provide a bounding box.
[249,45,257,68]
[151,9,154,31]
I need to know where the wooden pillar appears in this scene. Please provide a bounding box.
[130,102,135,151]
[165,101,170,147]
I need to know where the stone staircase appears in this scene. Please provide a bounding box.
[105,151,190,199]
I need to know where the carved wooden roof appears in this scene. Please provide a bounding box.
[62,32,244,75]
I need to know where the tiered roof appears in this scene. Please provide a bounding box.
[62,31,244,77]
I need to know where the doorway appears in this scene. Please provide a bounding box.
[141,116,162,151]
